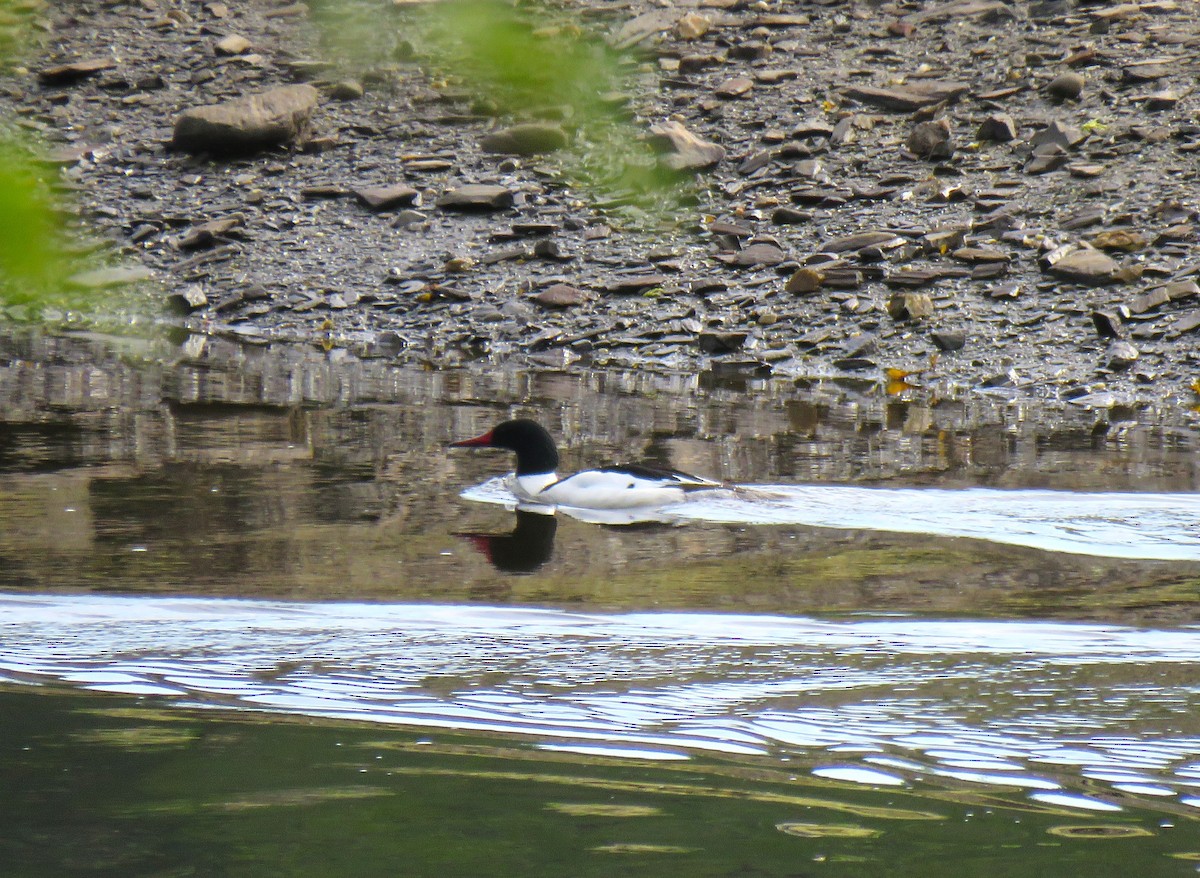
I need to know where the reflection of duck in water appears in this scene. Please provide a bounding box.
[450,419,726,511]
[458,510,558,574]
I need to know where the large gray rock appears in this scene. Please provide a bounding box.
[481,123,568,156]
[172,84,320,154]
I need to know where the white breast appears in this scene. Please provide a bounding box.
[532,470,690,510]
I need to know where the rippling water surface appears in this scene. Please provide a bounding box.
[5,593,1200,819]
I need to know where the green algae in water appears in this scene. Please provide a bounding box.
[70,726,199,749]
[547,802,664,817]
[776,821,883,839]
[1047,825,1157,840]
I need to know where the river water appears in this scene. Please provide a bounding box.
[2,328,1199,876]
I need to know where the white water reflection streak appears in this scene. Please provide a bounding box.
[3,593,1200,813]
[463,478,1200,560]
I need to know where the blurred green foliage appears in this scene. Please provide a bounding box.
[0,137,75,306]
[0,0,85,315]
[313,0,694,223]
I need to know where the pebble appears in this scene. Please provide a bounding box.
[67,265,155,288]
[1105,341,1139,370]
[1127,287,1170,314]
[907,119,953,159]
[534,284,585,308]
[698,332,748,354]
[841,81,968,112]
[606,274,669,295]
[952,247,1009,263]
[676,12,712,40]
[329,80,364,100]
[1046,249,1121,285]
[822,231,904,254]
[435,185,515,211]
[720,243,787,267]
[1045,71,1084,101]
[647,121,725,171]
[1090,230,1146,252]
[1091,310,1125,339]
[1030,120,1085,151]
[38,58,116,84]
[175,216,242,249]
[886,292,934,321]
[931,329,966,351]
[1144,89,1179,111]
[715,77,753,99]
[166,284,208,313]
[481,123,569,156]
[772,207,810,225]
[785,267,824,294]
[355,184,420,211]
[977,113,1017,143]
[215,34,251,55]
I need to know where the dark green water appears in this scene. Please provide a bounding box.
[3,688,1197,878]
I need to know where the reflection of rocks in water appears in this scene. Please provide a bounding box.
[2,328,1200,619]
[459,511,557,574]
[3,328,1199,492]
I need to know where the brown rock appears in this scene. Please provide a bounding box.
[166,285,209,313]
[698,332,748,353]
[1030,120,1085,151]
[172,84,320,154]
[772,207,811,225]
[977,113,1017,143]
[676,12,712,40]
[436,185,515,211]
[1091,310,1125,339]
[715,77,753,99]
[1025,147,1069,175]
[721,243,787,267]
[647,121,726,171]
[1127,287,1170,314]
[1165,280,1200,301]
[887,292,935,321]
[534,284,585,308]
[610,9,677,50]
[841,81,969,112]
[931,329,966,351]
[355,184,420,211]
[822,231,905,254]
[1047,249,1121,284]
[1105,341,1139,370]
[1046,71,1084,101]
[175,216,242,250]
[1145,89,1179,111]
[215,34,252,55]
[907,119,953,159]
[952,246,1009,263]
[1090,229,1147,252]
[330,80,365,100]
[38,57,116,84]
[606,274,668,295]
[1168,311,1200,335]
[480,123,569,156]
[785,267,825,293]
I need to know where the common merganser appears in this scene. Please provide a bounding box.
[450,418,726,510]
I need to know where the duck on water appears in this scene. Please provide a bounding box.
[450,419,729,512]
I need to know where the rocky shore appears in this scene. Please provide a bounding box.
[4,0,1200,410]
